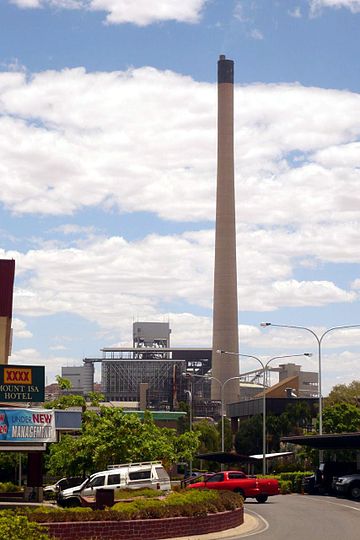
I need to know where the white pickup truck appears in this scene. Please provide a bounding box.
[57,461,171,507]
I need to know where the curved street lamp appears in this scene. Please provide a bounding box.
[260,323,360,437]
[184,389,193,476]
[218,351,312,475]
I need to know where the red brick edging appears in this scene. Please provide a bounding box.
[44,507,244,540]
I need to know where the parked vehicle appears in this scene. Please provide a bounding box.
[44,477,84,498]
[302,462,359,495]
[57,461,171,507]
[187,471,279,503]
[334,474,360,500]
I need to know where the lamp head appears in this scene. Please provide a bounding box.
[304,353,313,357]
[260,322,271,327]
[216,349,225,354]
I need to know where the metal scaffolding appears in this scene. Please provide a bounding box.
[102,358,186,409]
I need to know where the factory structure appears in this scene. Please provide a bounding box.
[62,320,318,419]
[61,56,319,421]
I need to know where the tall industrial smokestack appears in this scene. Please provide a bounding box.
[211,55,240,405]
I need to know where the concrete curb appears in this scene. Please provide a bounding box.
[162,513,259,540]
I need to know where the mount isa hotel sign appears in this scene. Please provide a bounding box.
[0,365,45,403]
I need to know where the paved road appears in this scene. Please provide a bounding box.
[230,494,360,539]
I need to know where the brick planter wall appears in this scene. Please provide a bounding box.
[44,507,244,540]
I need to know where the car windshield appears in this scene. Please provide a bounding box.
[77,477,91,490]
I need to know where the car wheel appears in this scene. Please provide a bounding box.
[349,483,360,500]
[255,495,268,503]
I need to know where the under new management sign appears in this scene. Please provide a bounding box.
[0,408,56,443]
[0,365,45,403]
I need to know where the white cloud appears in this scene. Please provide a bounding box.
[250,28,263,40]
[1,68,360,228]
[309,0,360,14]
[11,318,33,339]
[1,65,360,361]
[10,0,207,25]
[234,1,249,22]
[10,347,79,383]
[0,223,355,338]
[288,6,302,17]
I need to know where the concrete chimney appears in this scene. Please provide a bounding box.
[211,55,240,405]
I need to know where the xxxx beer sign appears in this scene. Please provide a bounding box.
[0,365,45,403]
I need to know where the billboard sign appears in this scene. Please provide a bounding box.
[0,408,56,443]
[0,365,45,402]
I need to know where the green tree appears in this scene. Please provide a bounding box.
[87,391,105,406]
[234,415,262,455]
[55,375,72,391]
[44,394,86,410]
[326,380,360,407]
[46,407,200,477]
[194,420,220,454]
[322,402,360,433]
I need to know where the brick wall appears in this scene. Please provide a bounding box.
[44,507,244,540]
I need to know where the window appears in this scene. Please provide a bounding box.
[155,467,169,481]
[129,470,151,481]
[88,475,105,488]
[107,474,121,485]
[228,473,246,480]
[206,473,224,483]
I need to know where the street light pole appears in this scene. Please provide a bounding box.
[218,351,311,475]
[184,389,193,476]
[183,372,223,446]
[260,323,360,437]
[183,372,231,456]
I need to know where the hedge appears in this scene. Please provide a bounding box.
[0,511,51,540]
[27,489,243,523]
[0,482,21,493]
[278,472,313,493]
[257,471,312,494]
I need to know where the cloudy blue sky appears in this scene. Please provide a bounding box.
[1,0,360,393]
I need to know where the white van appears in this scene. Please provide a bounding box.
[57,461,171,507]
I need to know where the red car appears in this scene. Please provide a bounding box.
[187,470,279,503]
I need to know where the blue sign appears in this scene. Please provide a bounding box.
[0,408,56,443]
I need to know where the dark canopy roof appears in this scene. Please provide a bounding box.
[196,452,258,464]
[281,432,360,450]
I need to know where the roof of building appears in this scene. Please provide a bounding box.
[281,432,360,449]
[254,375,298,398]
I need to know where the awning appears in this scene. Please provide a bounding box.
[281,432,360,450]
[196,452,258,464]
[250,452,293,460]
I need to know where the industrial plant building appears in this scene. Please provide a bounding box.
[60,320,318,422]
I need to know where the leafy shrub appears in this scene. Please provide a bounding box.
[0,512,50,540]
[258,472,312,493]
[279,480,292,494]
[32,505,65,514]
[64,507,93,513]
[278,472,313,493]
[115,488,160,499]
[0,482,21,493]
[28,489,242,523]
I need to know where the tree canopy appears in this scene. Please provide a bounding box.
[322,402,360,434]
[326,380,360,407]
[46,407,200,477]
